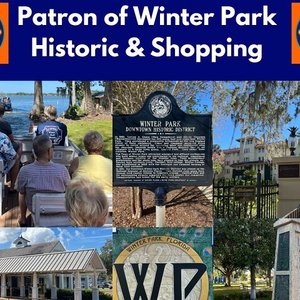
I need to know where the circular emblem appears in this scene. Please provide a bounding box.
[113,236,209,300]
[149,94,172,118]
[0,20,4,47]
[297,20,300,47]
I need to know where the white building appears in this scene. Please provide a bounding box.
[220,136,287,180]
[0,236,106,300]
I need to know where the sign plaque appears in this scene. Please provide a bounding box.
[278,164,299,178]
[113,91,212,189]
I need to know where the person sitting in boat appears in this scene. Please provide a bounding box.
[36,105,68,146]
[0,132,18,178]
[16,135,70,226]
[69,131,112,195]
[65,176,108,227]
[0,104,22,191]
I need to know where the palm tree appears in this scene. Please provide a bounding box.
[33,81,44,115]
[80,81,95,115]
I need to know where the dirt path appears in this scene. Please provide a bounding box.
[113,186,213,227]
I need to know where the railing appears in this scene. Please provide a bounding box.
[213,171,278,219]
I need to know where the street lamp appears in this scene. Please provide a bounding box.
[288,126,298,156]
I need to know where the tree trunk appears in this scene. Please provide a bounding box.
[72,81,76,106]
[225,272,231,287]
[250,264,256,300]
[33,81,44,115]
[81,81,95,115]
[267,269,272,287]
[104,81,113,113]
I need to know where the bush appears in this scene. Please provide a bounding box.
[64,105,85,120]
[51,288,112,300]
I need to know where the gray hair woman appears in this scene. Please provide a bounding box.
[65,177,108,227]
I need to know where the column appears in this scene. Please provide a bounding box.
[51,274,57,300]
[74,271,82,300]
[92,272,99,300]
[85,275,89,288]
[32,272,38,300]
[20,274,25,298]
[8,276,12,297]
[1,274,7,297]
[59,274,65,289]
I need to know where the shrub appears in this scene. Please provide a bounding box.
[64,105,85,120]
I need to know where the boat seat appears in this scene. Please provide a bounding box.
[52,146,76,168]
[15,135,34,165]
[32,193,71,227]
[32,192,113,227]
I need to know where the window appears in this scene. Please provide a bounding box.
[247,139,253,144]
[244,148,250,153]
[226,169,230,174]
[244,157,249,162]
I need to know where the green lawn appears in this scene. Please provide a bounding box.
[66,119,112,159]
[214,285,272,300]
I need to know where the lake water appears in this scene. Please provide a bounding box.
[1,95,69,136]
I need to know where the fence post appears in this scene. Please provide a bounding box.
[256,170,262,218]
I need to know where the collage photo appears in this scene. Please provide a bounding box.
[0,80,297,300]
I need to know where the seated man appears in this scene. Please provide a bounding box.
[36,105,68,146]
[65,176,108,227]
[16,135,70,226]
[0,104,22,191]
[69,131,112,195]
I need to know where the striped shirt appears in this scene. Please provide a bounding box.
[16,160,70,211]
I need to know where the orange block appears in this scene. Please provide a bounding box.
[0,3,8,64]
[292,3,300,64]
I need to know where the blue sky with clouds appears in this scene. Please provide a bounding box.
[0,227,112,251]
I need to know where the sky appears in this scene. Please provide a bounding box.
[0,81,66,94]
[0,81,103,94]
[0,227,112,252]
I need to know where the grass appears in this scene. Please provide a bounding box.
[214,285,272,300]
[66,119,112,159]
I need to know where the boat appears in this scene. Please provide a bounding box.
[0,96,13,111]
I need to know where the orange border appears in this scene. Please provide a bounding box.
[292,3,300,64]
[0,3,9,64]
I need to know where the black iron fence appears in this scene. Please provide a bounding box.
[214,171,278,219]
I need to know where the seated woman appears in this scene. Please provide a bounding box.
[65,177,108,227]
[69,131,112,195]
[36,105,68,146]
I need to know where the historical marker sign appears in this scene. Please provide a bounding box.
[278,164,299,178]
[234,185,256,202]
[113,91,212,188]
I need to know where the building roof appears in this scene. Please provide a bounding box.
[231,160,264,167]
[0,249,106,274]
[0,241,65,258]
[255,144,265,149]
[223,148,240,154]
[236,136,262,143]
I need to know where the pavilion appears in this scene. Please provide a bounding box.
[0,236,106,300]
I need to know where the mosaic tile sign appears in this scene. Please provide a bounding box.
[113,228,213,300]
